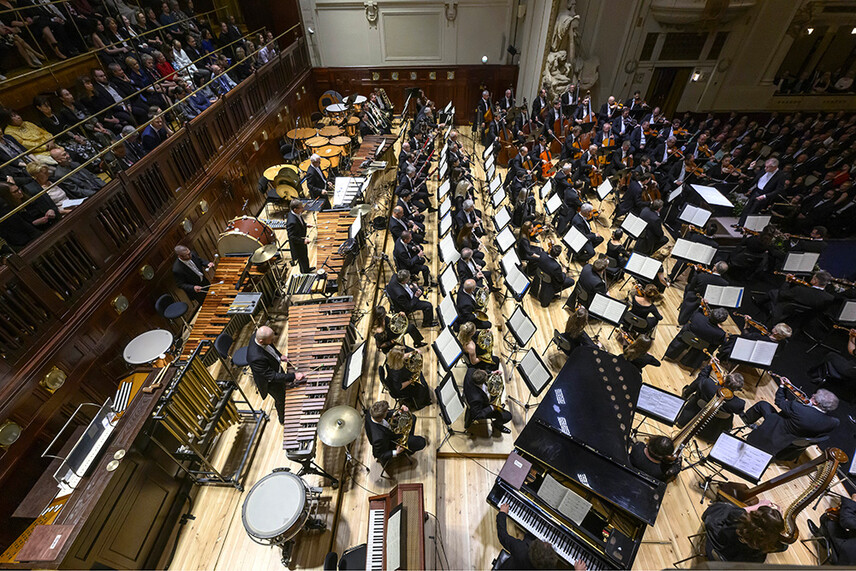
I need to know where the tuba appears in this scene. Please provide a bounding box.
[474,286,490,321]
[389,407,414,450]
[487,370,504,410]
[390,313,408,345]
[476,329,494,363]
[667,387,733,462]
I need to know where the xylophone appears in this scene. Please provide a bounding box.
[314,211,352,285]
[281,297,356,457]
[181,256,267,364]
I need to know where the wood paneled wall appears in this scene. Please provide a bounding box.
[0,39,316,550]
[312,65,518,125]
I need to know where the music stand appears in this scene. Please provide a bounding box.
[587,293,627,338]
[500,248,521,274]
[561,225,588,256]
[435,371,467,451]
[439,234,461,264]
[596,178,614,201]
[545,192,562,216]
[540,179,553,200]
[679,204,712,229]
[707,432,772,484]
[439,211,452,237]
[838,300,856,326]
[671,238,717,266]
[432,326,463,371]
[482,143,494,161]
[495,226,516,254]
[504,304,537,366]
[620,212,648,241]
[493,206,511,231]
[622,252,661,289]
[489,174,503,196]
[782,251,820,275]
[632,383,685,439]
[438,294,459,329]
[438,179,450,201]
[491,186,506,209]
[486,163,496,182]
[508,348,553,421]
[502,258,531,303]
[439,263,458,296]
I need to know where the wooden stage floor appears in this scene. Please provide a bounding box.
[165,124,840,570]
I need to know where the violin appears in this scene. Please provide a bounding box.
[584,208,600,221]
[667,147,684,160]
[702,348,727,386]
[773,271,811,287]
[687,262,715,275]
[734,312,770,336]
[698,143,714,159]
[833,324,856,339]
[684,157,704,177]
[700,297,711,317]
[770,372,812,405]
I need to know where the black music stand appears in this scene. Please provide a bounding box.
[503,304,536,367]
[631,383,684,440]
[508,348,553,421]
[500,260,531,303]
[435,370,467,452]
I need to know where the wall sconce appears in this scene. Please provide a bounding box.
[691,71,702,82]
[262,130,269,141]
[139,264,155,280]
[181,218,192,233]
[481,55,488,63]
[252,141,260,151]
[277,112,283,122]
[112,294,129,314]
[806,27,814,35]
[851,27,856,35]
[40,366,67,393]
[199,199,209,213]
[301,86,306,94]
[296,92,301,100]
[0,420,22,447]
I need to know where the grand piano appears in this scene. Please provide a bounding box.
[487,347,667,570]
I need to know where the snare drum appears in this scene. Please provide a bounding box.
[345,116,360,138]
[218,216,275,256]
[305,136,329,150]
[242,470,310,545]
[317,145,343,169]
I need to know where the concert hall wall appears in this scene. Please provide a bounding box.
[0,40,318,550]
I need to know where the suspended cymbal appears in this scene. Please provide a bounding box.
[349,204,372,217]
[317,405,362,447]
[251,243,279,264]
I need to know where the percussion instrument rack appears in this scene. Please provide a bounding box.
[150,341,266,490]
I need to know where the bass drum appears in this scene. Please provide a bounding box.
[218,216,275,256]
[242,470,310,545]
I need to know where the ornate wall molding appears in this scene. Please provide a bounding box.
[364,0,379,25]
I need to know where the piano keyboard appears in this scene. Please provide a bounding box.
[365,506,385,570]
[493,486,605,571]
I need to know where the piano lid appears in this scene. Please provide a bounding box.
[515,346,666,525]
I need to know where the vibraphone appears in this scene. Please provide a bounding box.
[181,256,269,364]
[314,211,352,285]
[348,134,398,175]
[282,297,356,457]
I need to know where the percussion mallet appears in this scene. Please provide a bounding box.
[199,281,225,290]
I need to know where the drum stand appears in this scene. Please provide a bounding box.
[293,455,340,489]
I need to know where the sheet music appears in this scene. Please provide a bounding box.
[540,179,553,199]
[439,161,448,180]
[349,214,362,240]
[376,140,386,156]
[440,375,465,424]
[704,285,744,308]
[679,204,712,227]
[440,211,452,236]
[492,188,506,208]
[667,186,682,203]
[730,337,778,366]
[440,197,451,217]
[625,253,661,281]
[783,251,819,273]
[538,473,567,511]
[671,238,716,265]
[441,143,449,158]
[691,184,734,207]
[839,300,856,323]
[520,348,551,394]
[438,179,450,199]
[596,179,613,200]
[487,164,496,182]
[637,384,685,424]
[509,306,536,345]
[61,197,86,208]
[440,264,457,295]
[439,294,458,327]
[386,507,402,571]
[496,226,515,252]
[562,226,588,253]
[502,249,521,273]
[620,213,648,238]
[494,206,511,230]
[505,264,530,298]
[489,175,502,194]
[588,293,626,324]
[743,215,771,232]
[345,342,365,388]
[440,234,461,263]
[537,474,592,525]
[434,327,462,368]
[710,433,771,482]
[482,143,493,160]
[546,193,562,215]
[485,153,495,171]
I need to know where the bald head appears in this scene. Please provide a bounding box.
[256,326,275,345]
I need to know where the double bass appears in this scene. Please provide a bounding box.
[577,93,598,149]
[549,104,571,156]
[496,111,517,168]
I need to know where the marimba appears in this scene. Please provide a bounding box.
[314,211,352,285]
[348,134,398,175]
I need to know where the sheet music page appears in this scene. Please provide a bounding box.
[502,249,520,272]
[540,179,553,199]
[490,176,502,194]
[783,251,819,273]
[492,188,505,208]
[439,161,448,180]
[692,242,717,265]
[621,213,647,238]
[487,164,496,181]
[588,294,610,321]
[441,142,449,157]
[562,226,588,253]
[506,264,530,296]
[604,297,627,323]
[346,342,365,388]
[691,184,734,207]
[546,193,562,214]
[482,143,492,160]
[521,349,550,392]
[730,337,755,363]
[438,179,450,198]
[436,327,461,365]
[439,295,457,325]
[440,212,452,236]
[625,253,660,280]
[679,204,712,227]
[667,186,682,203]
[497,227,516,252]
[440,197,451,217]
[744,215,771,232]
[510,307,536,345]
[349,215,361,240]
[494,207,511,229]
[840,300,856,323]
[671,239,715,264]
[538,473,567,511]
[444,383,465,424]
[597,179,613,200]
[710,433,771,481]
[750,340,778,366]
[485,153,495,171]
[440,234,461,263]
[440,265,457,294]
[637,384,685,423]
[704,285,743,308]
[557,488,592,526]
[386,508,402,571]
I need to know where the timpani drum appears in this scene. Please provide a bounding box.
[325,103,348,118]
[329,135,351,149]
[286,127,316,142]
[305,136,329,150]
[317,145,343,169]
[318,125,344,138]
[299,157,331,175]
[345,116,360,138]
[351,94,367,112]
[218,216,275,256]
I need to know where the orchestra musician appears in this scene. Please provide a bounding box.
[624,90,646,110]
[560,125,583,161]
[384,346,432,411]
[536,243,575,308]
[740,384,839,458]
[365,400,427,463]
[625,283,663,335]
[385,269,437,328]
[393,230,432,286]
[607,139,632,178]
[464,368,512,434]
[457,278,491,329]
[676,260,729,325]
[516,222,544,295]
[677,367,745,440]
[567,257,607,309]
[628,120,651,156]
[571,203,604,262]
[613,107,633,140]
[499,89,515,111]
[397,190,425,231]
[597,96,620,124]
[629,436,680,483]
[623,334,661,370]
[811,328,856,387]
[664,307,729,369]
[806,493,856,565]
[172,244,214,304]
[531,88,549,128]
[561,306,598,353]
[544,100,564,141]
[560,83,578,116]
[372,305,425,353]
[505,145,530,188]
[668,223,719,282]
[247,326,307,425]
[458,247,498,292]
[286,199,314,274]
[738,158,786,226]
[701,500,786,562]
[476,89,492,138]
[495,504,574,569]
[389,205,425,244]
[306,154,332,210]
[634,199,668,256]
[573,93,595,126]
[397,165,432,212]
[718,321,792,362]
[756,270,835,324]
[612,171,651,223]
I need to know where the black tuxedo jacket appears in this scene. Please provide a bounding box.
[246,337,295,398]
[778,282,835,311]
[393,238,420,272]
[389,216,409,242]
[456,258,482,283]
[463,367,492,417]
[456,290,481,323]
[578,264,606,296]
[365,411,399,462]
[306,165,328,198]
[537,254,566,285]
[386,276,419,312]
[687,310,726,347]
[285,211,307,246]
[172,253,210,296]
[571,212,597,242]
[747,170,786,201]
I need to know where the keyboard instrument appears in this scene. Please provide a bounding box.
[487,346,667,569]
[366,483,425,570]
